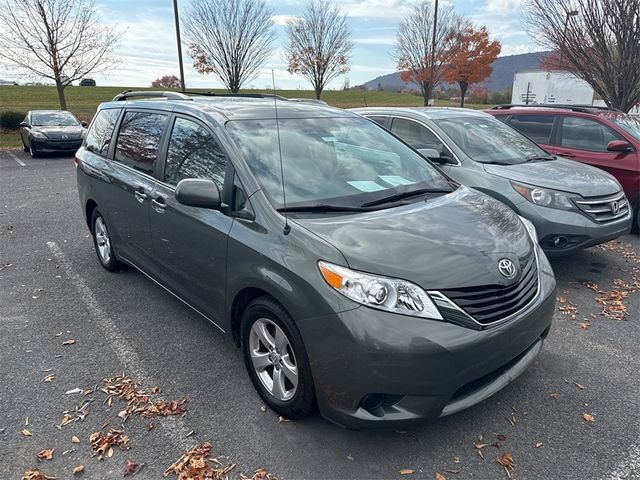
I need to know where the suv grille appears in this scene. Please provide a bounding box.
[574,192,629,223]
[440,255,538,325]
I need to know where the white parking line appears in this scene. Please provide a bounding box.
[7,151,26,166]
[46,241,193,453]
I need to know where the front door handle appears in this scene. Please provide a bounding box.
[134,190,148,203]
[151,197,166,213]
[557,151,576,158]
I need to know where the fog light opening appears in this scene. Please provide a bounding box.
[552,236,568,248]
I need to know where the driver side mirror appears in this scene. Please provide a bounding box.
[19,121,28,128]
[607,140,632,153]
[81,121,88,127]
[175,178,221,209]
[418,147,457,165]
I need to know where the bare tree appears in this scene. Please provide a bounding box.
[525,0,640,112]
[0,0,121,110]
[183,0,276,93]
[394,1,463,106]
[286,0,354,100]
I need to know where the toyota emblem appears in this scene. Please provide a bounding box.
[610,201,619,215]
[498,259,517,279]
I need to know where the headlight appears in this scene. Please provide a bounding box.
[518,215,538,243]
[30,130,47,139]
[318,261,443,320]
[511,182,575,210]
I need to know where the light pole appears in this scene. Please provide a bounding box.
[563,9,579,34]
[173,0,186,92]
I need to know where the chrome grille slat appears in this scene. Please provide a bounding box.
[574,191,629,223]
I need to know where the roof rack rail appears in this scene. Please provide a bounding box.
[183,91,286,100]
[491,104,622,114]
[112,90,192,101]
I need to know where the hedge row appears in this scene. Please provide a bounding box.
[0,111,26,129]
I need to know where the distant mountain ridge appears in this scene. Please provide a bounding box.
[362,51,551,93]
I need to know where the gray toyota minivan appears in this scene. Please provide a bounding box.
[76,91,556,428]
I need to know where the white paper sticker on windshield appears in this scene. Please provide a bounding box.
[347,181,387,192]
[379,175,414,187]
[321,136,337,142]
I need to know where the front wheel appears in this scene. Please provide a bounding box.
[91,209,124,272]
[241,296,315,420]
[29,142,39,158]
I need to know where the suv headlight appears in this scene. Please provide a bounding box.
[511,182,575,210]
[318,261,443,320]
[518,215,538,243]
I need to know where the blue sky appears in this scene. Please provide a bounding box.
[92,0,541,89]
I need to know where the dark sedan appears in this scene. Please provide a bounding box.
[20,110,87,157]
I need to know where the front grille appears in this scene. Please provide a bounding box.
[440,255,538,325]
[574,192,629,223]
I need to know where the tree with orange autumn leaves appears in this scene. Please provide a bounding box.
[443,26,501,107]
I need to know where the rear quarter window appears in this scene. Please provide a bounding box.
[84,109,120,156]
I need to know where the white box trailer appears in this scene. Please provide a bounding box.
[511,70,594,105]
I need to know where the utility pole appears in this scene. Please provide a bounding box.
[173,0,186,92]
[429,0,438,107]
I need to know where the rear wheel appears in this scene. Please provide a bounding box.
[91,209,124,272]
[241,296,315,420]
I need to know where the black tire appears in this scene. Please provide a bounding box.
[241,296,315,420]
[90,208,124,272]
[23,142,29,152]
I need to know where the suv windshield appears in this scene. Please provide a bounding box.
[612,114,640,141]
[436,116,549,165]
[32,111,79,126]
[226,116,453,208]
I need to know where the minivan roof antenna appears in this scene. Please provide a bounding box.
[272,70,290,235]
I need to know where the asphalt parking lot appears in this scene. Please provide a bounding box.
[1,149,638,479]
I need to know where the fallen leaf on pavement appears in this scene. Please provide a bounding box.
[496,434,507,442]
[62,339,76,346]
[42,375,56,383]
[399,469,414,475]
[435,473,446,480]
[534,443,543,448]
[123,460,144,477]
[574,383,585,390]
[346,453,353,461]
[549,393,560,400]
[21,469,59,480]
[71,435,80,443]
[474,443,488,449]
[37,449,54,460]
[578,321,590,330]
[65,388,83,395]
[22,429,32,436]
[260,406,267,412]
[453,457,460,464]
[444,469,459,474]
[164,442,236,479]
[582,412,595,423]
[72,465,84,475]
[497,452,514,479]
[89,428,130,459]
[277,416,289,424]
[250,467,273,480]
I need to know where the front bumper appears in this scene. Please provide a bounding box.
[31,138,83,153]
[297,254,556,429]
[515,200,632,256]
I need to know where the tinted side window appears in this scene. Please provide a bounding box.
[509,115,555,143]
[560,116,621,151]
[114,111,168,174]
[391,118,443,149]
[85,109,119,156]
[368,116,389,127]
[164,117,227,190]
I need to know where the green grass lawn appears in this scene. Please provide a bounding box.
[0,85,487,148]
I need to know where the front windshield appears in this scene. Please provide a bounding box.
[226,116,452,208]
[32,111,79,126]
[612,114,640,141]
[436,116,548,165]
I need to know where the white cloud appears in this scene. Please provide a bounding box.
[484,0,524,15]
[354,36,396,46]
[271,14,299,26]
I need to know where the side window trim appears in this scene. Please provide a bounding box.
[389,115,462,166]
[97,107,124,159]
[112,108,171,176]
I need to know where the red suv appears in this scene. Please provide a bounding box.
[488,105,640,231]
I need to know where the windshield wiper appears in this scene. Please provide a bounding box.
[276,204,369,213]
[526,155,556,162]
[361,187,453,208]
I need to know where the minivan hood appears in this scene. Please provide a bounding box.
[483,158,620,196]
[292,187,534,290]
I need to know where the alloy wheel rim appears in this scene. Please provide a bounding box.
[94,216,111,264]
[249,318,298,401]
